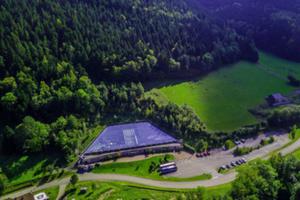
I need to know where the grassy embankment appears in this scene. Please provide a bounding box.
[64,181,231,200]
[34,186,59,200]
[146,52,300,132]
[0,125,105,195]
[93,154,211,182]
[0,154,71,195]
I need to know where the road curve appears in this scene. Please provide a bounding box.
[79,172,236,189]
[2,136,300,200]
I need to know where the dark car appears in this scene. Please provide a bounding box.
[234,140,241,145]
[231,161,236,167]
[235,160,241,165]
[196,153,203,157]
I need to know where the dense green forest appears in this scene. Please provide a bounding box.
[0,0,257,81]
[0,0,259,159]
[1,0,300,198]
[196,0,300,62]
[213,154,300,200]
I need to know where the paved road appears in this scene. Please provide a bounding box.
[2,135,300,200]
[171,132,289,178]
[0,172,236,200]
[280,137,300,156]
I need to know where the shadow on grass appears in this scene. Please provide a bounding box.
[0,154,65,181]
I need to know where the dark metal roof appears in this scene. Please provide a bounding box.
[84,122,178,155]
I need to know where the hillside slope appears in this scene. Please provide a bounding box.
[196,0,300,61]
[0,0,257,81]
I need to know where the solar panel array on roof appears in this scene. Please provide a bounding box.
[84,122,178,154]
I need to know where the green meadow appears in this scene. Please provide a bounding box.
[64,181,231,200]
[147,52,300,132]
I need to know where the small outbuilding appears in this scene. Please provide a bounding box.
[266,93,290,107]
[34,192,49,200]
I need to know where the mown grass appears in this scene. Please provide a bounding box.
[204,183,232,199]
[64,181,231,200]
[0,125,103,195]
[34,186,59,200]
[0,154,71,195]
[93,154,211,182]
[147,52,299,131]
[65,181,181,200]
[292,149,300,159]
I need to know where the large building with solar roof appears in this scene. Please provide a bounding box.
[79,122,182,164]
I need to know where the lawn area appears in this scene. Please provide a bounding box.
[146,52,299,131]
[259,52,300,79]
[64,181,230,200]
[34,186,59,200]
[65,181,182,200]
[203,183,232,199]
[292,148,300,160]
[93,154,211,182]
[0,154,69,194]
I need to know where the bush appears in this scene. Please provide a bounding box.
[288,75,300,87]
[0,174,6,195]
[224,140,235,150]
[260,137,275,146]
[70,174,79,185]
[233,147,253,156]
[290,125,298,139]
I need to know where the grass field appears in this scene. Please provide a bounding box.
[34,186,59,200]
[292,148,300,159]
[65,181,231,200]
[93,154,211,182]
[0,154,71,195]
[65,181,181,200]
[0,154,61,185]
[0,125,103,195]
[147,52,300,131]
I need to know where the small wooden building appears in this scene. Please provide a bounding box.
[266,93,290,107]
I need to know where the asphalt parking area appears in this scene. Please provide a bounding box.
[168,131,289,178]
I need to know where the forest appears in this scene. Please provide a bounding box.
[196,0,300,62]
[0,0,300,198]
[0,0,257,159]
[212,154,300,200]
[0,0,299,162]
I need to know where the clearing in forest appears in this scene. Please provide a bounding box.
[146,52,300,132]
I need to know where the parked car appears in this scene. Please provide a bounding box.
[234,140,241,145]
[241,139,246,143]
[231,161,236,167]
[235,160,241,165]
[226,164,231,169]
[196,153,202,157]
[241,158,247,163]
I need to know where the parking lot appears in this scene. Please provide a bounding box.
[168,131,289,178]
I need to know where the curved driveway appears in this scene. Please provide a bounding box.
[2,135,300,200]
